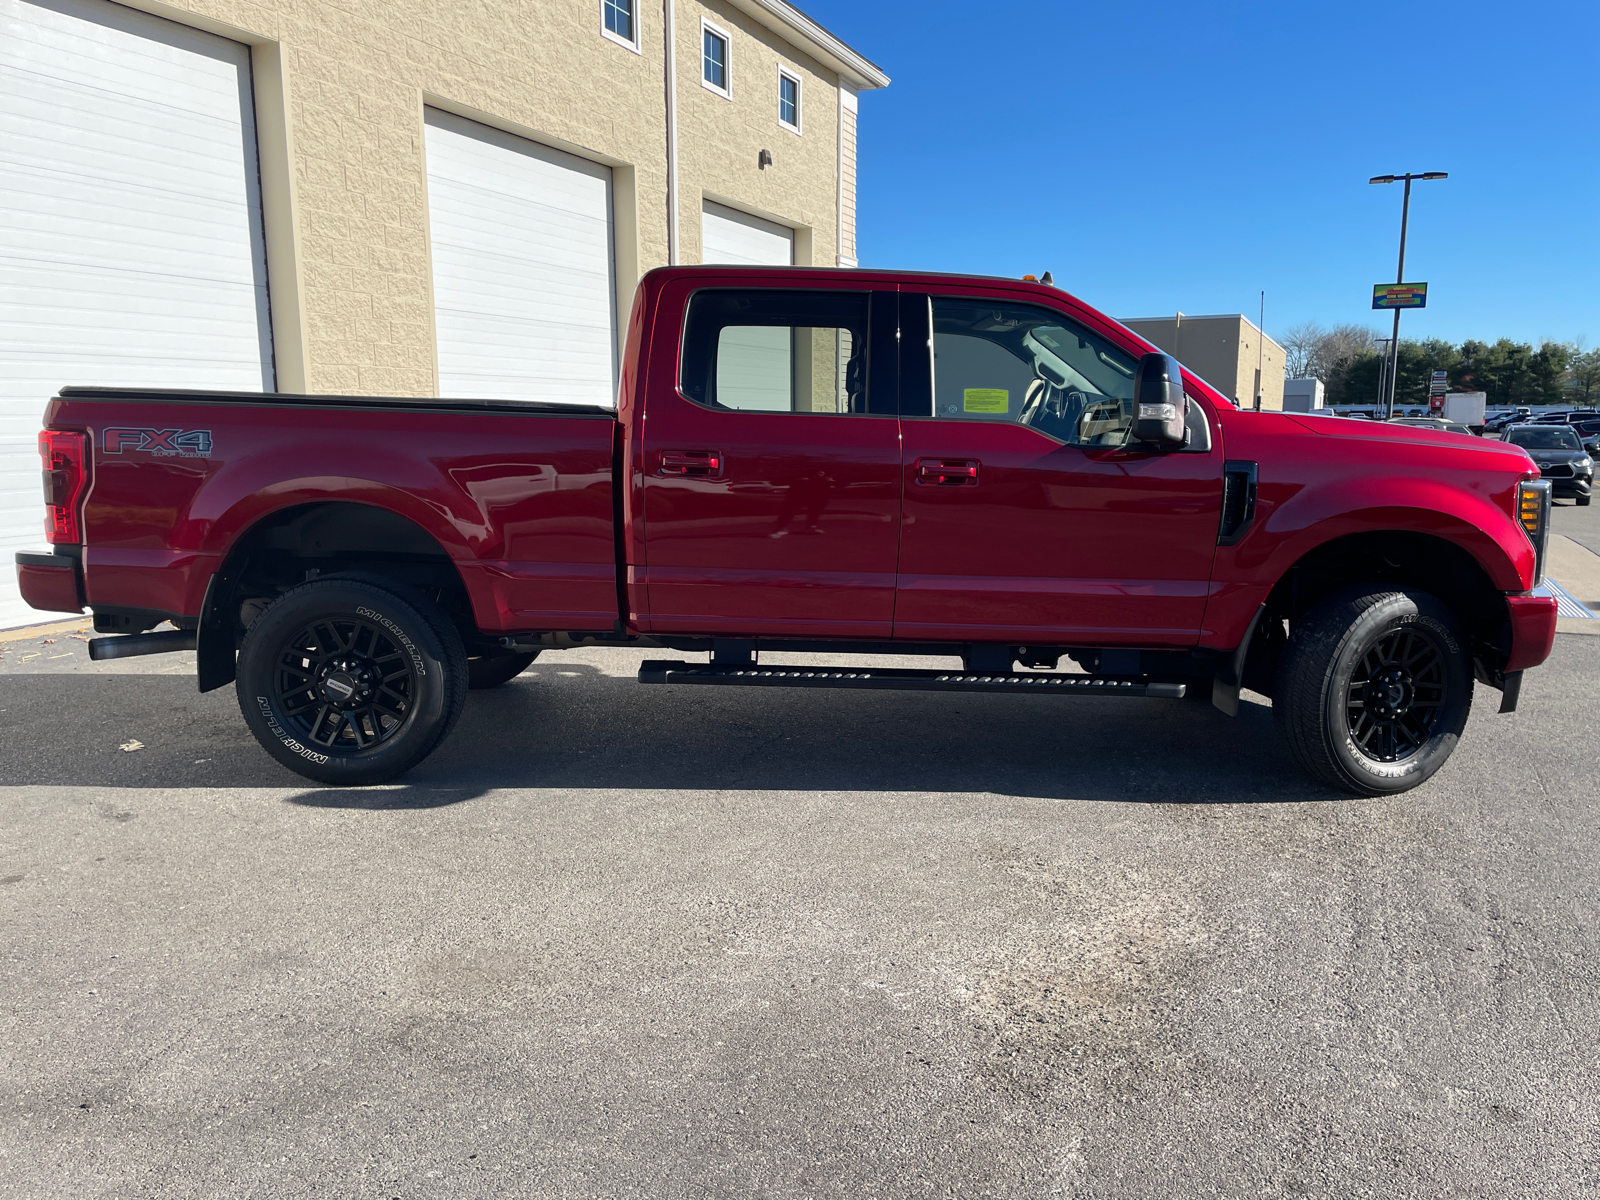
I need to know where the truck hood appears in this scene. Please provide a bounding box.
[1284,412,1532,464]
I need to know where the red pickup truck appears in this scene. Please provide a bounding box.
[17,267,1558,795]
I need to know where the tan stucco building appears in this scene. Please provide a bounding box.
[0,0,886,625]
[1,0,885,400]
[1120,314,1286,411]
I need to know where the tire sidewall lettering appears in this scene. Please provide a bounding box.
[1387,610,1460,656]
[255,695,331,765]
[355,606,427,677]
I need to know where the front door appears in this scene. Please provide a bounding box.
[893,293,1225,646]
[641,287,901,638]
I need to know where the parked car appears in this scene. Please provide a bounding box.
[1502,425,1594,505]
[1533,411,1574,424]
[17,266,1558,797]
[1390,417,1477,437]
[1486,407,1532,432]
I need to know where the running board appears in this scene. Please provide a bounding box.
[638,660,1186,699]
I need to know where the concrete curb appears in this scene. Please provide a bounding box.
[0,617,90,645]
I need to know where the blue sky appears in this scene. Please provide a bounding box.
[804,0,1599,347]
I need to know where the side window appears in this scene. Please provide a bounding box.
[702,21,730,96]
[680,290,872,414]
[778,68,801,132]
[601,0,637,49]
[926,297,1141,446]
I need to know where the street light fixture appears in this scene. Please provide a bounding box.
[1370,171,1448,419]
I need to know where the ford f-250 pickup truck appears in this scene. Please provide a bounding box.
[16,267,1558,794]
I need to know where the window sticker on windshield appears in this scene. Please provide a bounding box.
[963,388,1008,414]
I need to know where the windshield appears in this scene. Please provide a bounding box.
[1508,427,1581,450]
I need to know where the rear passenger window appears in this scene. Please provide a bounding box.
[922,297,1141,446]
[680,290,871,414]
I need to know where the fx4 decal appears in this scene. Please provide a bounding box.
[103,428,213,457]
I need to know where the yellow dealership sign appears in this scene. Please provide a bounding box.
[1373,283,1428,309]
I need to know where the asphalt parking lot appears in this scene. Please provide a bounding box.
[3,506,1598,1199]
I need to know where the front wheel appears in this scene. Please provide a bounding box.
[1578,494,1591,507]
[236,579,467,785]
[1273,587,1473,796]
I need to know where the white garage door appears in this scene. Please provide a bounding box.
[424,109,616,406]
[701,201,794,266]
[700,203,795,411]
[0,0,273,629]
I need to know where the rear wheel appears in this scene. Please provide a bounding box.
[467,651,539,689]
[236,579,466,785]
[1274,587,1472,796]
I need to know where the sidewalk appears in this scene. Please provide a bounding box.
[1547,534,1600,636]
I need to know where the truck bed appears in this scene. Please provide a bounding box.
[49,386,621,634]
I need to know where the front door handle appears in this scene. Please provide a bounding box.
[915,457,980,486]
[658,449,723,478]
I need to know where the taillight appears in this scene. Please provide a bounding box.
[38,430,87,545]
[1515,477,1551,588]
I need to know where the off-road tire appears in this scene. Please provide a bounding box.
[1273,586,1472,796]
[467,651,539,689]
[236,579,467,785]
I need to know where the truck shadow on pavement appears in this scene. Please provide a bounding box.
[0,661,1338,806]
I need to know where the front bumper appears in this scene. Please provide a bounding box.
[1505,591,1559,673]
[1549,476,1591,498]
[14,550,84,615]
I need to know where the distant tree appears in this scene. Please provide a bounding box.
[1281,330,1579,409]
[1279,322,1378,383]
[1529,341,1573,405]
[1567,346,1600,405]
[1392,337,1464,406]
[1281,323,1322,379]
[1323,348,1382,408]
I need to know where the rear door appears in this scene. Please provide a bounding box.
[639,282,900,638]
[893,291,1226,646]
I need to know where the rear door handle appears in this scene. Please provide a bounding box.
[915,457,980,486]
[658,450,723,478]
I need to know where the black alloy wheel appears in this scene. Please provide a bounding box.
[236,579,466,785]
[1344,625,1447,763]
[1274,587,1473,796]
[274,613,418,750]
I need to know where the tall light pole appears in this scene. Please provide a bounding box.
[1374,336,1393,417]
[1369,171,1447,419]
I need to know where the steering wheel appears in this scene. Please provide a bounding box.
[1022,382,1089,430]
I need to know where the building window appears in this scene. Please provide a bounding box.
[602,0,639,51]
[702,21,730,97]
[603,0,631,40]
[778,68,800,133]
